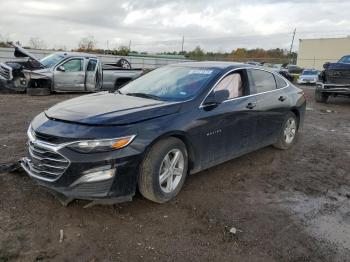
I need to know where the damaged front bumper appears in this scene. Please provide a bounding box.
[19,130,141,206]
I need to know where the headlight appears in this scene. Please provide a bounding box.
[27,125,36,141]
[67,135,136,153]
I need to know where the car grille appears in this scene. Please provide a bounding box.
[27,140,70,181]
[34,130,75,144]
[0,63,12,80]
[326,70,350,84]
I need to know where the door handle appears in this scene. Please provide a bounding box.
[278,96,286,102]
[246,102,256,109]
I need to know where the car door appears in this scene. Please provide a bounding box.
[54,58,85,91]
[247,69,291,145]
[85,58,99,91]
[192,69,258,168]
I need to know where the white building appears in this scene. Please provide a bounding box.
[297,37,350,70]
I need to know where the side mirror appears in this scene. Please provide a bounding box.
[203,89,229,108]
[323,62,330,69]
[57,65,65,72]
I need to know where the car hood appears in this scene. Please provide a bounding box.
[325,62,350,71]
[10,42,46,68]
[45,92,182,125]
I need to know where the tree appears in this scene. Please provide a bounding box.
[78,35,97,52]
[28,37,46,49]
[117,46,129,56]
[186,46,205,60]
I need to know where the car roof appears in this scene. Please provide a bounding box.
[54,52,98,59]
[169,61,253,70]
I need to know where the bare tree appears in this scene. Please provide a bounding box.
[28,37,46,49]
[78,35,97,52]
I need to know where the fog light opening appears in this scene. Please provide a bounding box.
[70,168,116,187]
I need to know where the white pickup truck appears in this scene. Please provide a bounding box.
[0,43,143,95]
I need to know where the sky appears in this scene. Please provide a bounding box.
[0,0,350,53]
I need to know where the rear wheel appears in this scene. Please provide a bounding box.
[138,137,188,203]
[315,89,328,103]
[116,58,131,69]
[273,112,298,150]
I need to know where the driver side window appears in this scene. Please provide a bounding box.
[62,59,83,72]
[214,72,244,100]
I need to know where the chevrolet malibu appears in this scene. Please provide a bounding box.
[21,62,306,205]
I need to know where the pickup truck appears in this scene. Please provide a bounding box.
[316,55,350,103]
[0,43,143,95]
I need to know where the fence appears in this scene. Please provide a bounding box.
[0,47,189,69]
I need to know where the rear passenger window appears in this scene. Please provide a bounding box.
[275,75,287,89]
[250,69,276,93]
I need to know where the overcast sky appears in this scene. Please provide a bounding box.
[0,0,349,53]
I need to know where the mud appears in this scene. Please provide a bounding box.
[0,87,349,261]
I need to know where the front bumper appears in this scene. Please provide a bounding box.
[316,82,350,95]
[20,133,142,202]
[297,78,317,84]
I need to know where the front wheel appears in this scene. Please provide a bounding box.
[273,112,298,150]
[138,137,188,203]
[315,89,328,103]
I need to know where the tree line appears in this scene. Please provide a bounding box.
[0,34,296,63]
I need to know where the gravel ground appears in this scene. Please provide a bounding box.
[0,87,349,262]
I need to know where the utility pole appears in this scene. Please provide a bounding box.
[289,28,296,63]
[128,40,131,52]
[181,36,184,54]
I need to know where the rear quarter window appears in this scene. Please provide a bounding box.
[274,74,288,89]
[250,69,276,93]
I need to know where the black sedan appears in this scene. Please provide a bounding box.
[21,62,306,204]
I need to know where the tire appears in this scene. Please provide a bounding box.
[116,58,131,69]
[26,87,51,96]
[315,89,328,103]
[273,112,298,150]
[138,137,188,203]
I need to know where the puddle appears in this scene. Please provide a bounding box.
[276,188,350,258]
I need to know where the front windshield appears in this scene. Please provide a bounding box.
[119,66,220,101]
[40,53,65,67]
[302,70,318,75]
[338,55,350,64]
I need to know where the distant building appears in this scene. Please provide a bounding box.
[297,37,350,70]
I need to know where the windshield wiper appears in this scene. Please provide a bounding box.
[126,92,162,100]
[115,89,124,94]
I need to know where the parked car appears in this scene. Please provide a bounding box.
[0,43,143,95]
[269,67,294,82]
[285,64,303,74]
[316,55,350,102]
[20,62,306,205]
[246,61,263,66]
[297,69,319,84]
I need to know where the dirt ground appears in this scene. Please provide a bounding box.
[0,87,349,262]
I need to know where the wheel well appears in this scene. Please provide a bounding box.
[28,78,52,89]
[291,108,300,128]
[170,134,196,171]
[145,133,196,173]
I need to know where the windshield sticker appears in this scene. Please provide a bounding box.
[188,69,213,75]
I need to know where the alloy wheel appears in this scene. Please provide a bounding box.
[284,118,296,144]
[159,149,184,193]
